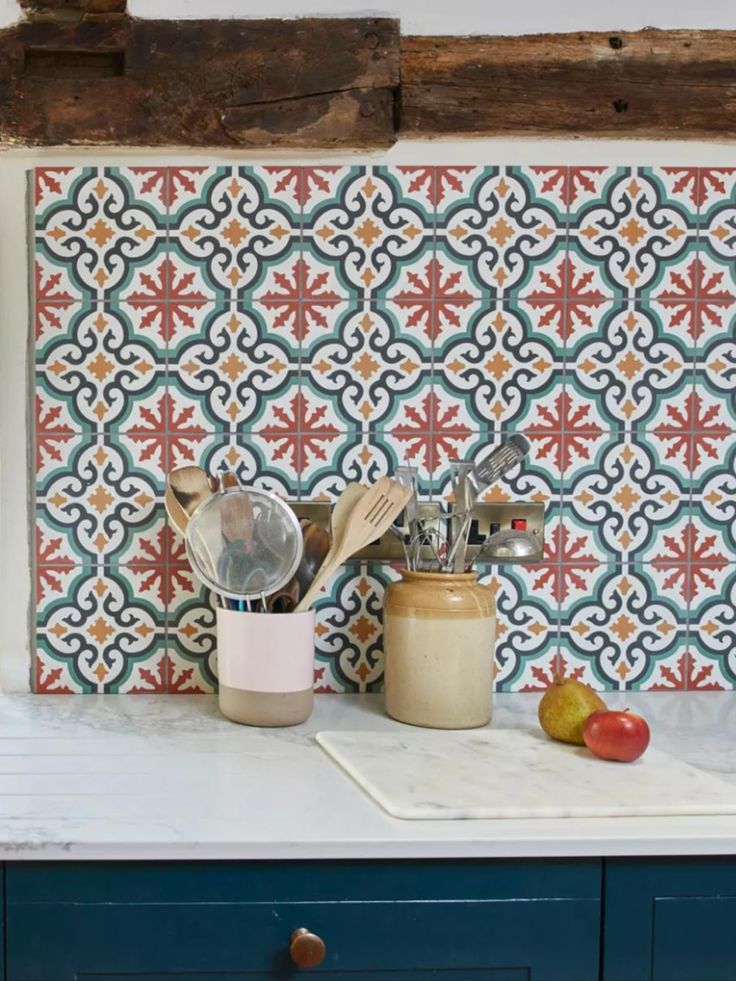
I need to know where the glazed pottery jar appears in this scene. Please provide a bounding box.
[383,571,496,729]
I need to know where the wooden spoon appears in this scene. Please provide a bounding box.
[295,478,411,613]
[164,488,189,538]
[168,466,213,517]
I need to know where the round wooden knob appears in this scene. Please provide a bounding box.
[290,927,326,968]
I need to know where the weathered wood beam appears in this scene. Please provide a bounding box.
[0,16,400,147]
[1,16,735,146]
[400,30,736,138]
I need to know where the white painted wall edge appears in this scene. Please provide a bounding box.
[1,0,736,33]
[2,137,736,692]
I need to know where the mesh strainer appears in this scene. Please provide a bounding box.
[186,487,303,603]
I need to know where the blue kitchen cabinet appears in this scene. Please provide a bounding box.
[603,857,736,981]
[6,859,601,981]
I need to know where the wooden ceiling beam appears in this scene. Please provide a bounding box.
[400,30,736,138]
[1,8,735,147]
[0,15,400,147]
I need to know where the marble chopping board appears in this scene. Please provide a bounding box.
[316,728,736,820]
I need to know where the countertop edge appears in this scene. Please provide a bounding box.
[3,835,736,861]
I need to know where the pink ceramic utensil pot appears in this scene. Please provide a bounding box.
[216,609,315,726]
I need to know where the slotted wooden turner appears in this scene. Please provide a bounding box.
[295,477,412,612]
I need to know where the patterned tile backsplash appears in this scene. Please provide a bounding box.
[31,165,736,694]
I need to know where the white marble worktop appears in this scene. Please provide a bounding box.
[0,691,734,860]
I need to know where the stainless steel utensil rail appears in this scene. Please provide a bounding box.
[289,501,545,565]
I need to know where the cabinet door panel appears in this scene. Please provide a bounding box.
[604,858,736,981]
[652,897,736,981]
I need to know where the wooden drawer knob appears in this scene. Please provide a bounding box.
[290,927,326,968]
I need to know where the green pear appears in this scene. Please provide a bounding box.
[538,676,607,746]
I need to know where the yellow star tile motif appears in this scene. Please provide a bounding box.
[87,485,114,513]
[221,353,246,381]
[86,219,114,247]
[88,616,114,644]
[356,218,381,247]
[617,351,643,379]
[354,352,379,380]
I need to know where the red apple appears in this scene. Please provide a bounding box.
[583,709,650,762]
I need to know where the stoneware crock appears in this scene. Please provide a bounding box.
[383,570,496,729]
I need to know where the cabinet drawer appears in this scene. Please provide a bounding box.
[7,859,600,981]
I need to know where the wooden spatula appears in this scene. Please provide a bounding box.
[295,477,412,613]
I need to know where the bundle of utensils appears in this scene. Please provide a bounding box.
[165,468,413,614]
[392,434,533,573]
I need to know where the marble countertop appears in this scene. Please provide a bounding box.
[0,690,734,860]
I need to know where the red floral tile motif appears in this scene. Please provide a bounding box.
[124,393,208,473]
[265,166,341,207]
[523,391,604,472]
[518,652,590,693]
[257,391,341,474]
[649,521,729,603]
[520,255,609,344]
[124,526,192,605]
[127,166,208,209]
[389,391,473,473]
[532,525,600,603]
[34,259,81,346]
[123,257,209,344]
[530,166,608,210]
[34,652,77,694]
[258,257,343,342]
[397,165,477,209]
[662,167,736,209]
[652,391,731,473]
[34,167,75,209]
[651,257,736,344]
[648,651,726,692]
[392,257,478,341]
[35,394,77,473]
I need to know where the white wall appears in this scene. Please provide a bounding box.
[0,0,735,33]
[3,138,736,691]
